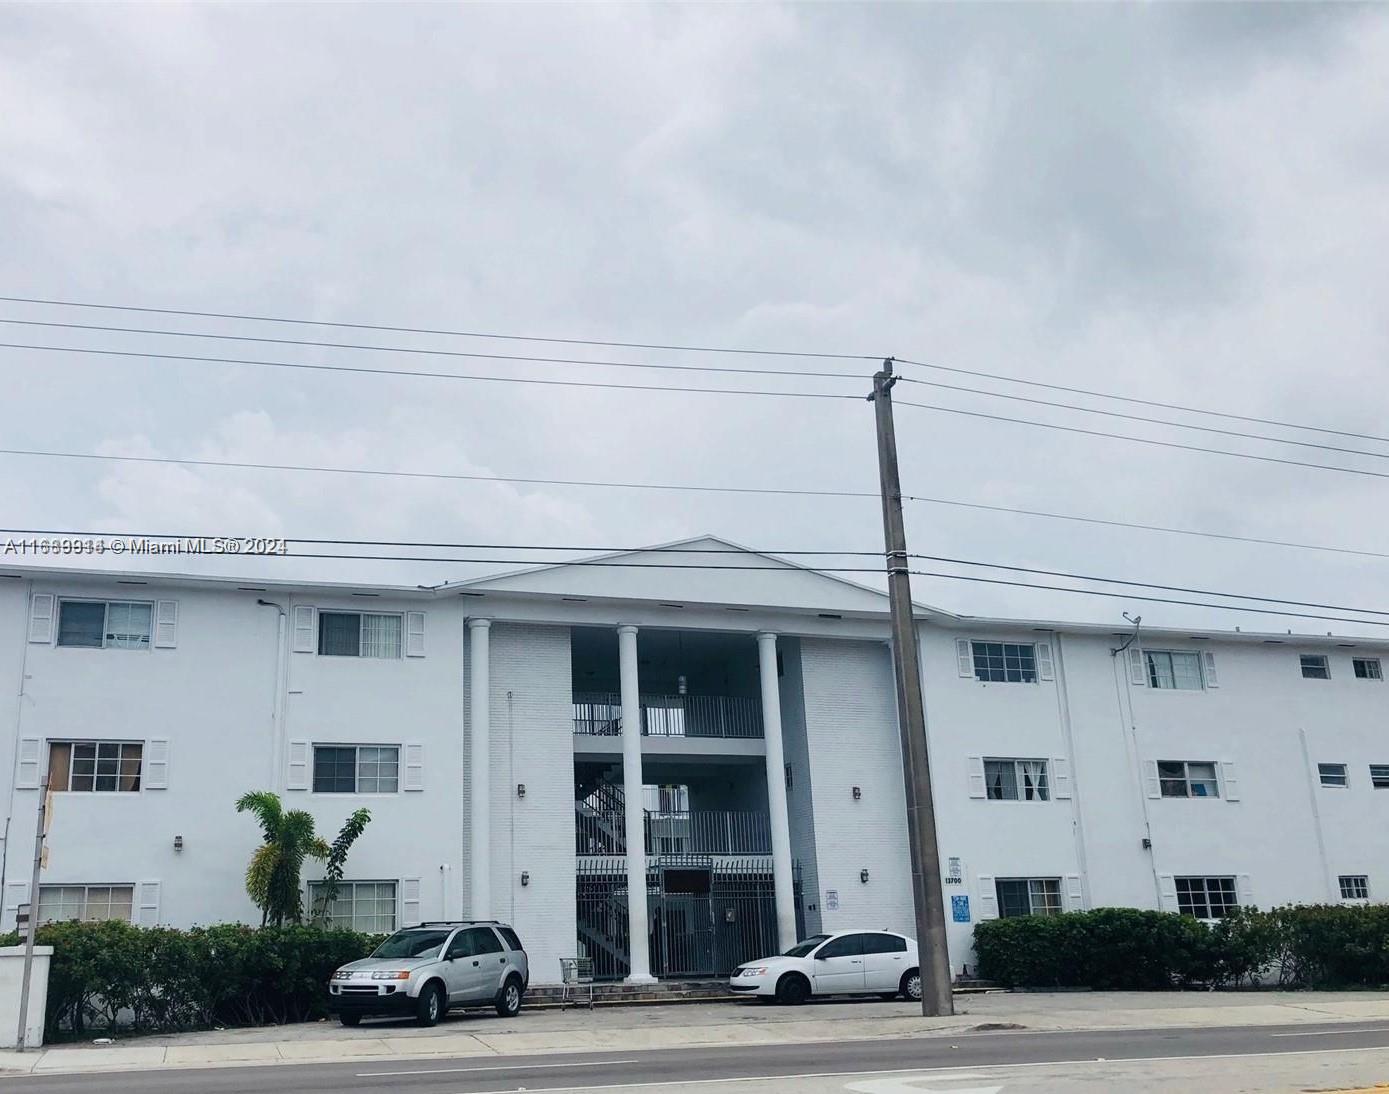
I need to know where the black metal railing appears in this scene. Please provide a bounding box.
[572,692,763,739]
[575,808,772,856]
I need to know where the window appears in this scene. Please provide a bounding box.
[1176,876,1238,919]
[984,759,1050,801]
[1301,654,1331,680]
[1145,651,1204,691]
[47,741,142,792]
[310,881,396,932]
[1354,658,1383,681]
[816,934,865,959]
[1339,875,1370,900]
[1371,765,1389,789]
[995,878,1063,918]
[971,642,1037,683]
[861,933,908,954]
[318,612,402,658]
[1319,763,1349,788]
[1158,761,1220,799]
[312,745,399,793]
[56,600,152,650]
[496,926,524,952]
[37,884,133,925]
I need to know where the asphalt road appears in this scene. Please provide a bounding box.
[8,1021,1389,1094]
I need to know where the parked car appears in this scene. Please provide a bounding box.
[328,920,529,1026]
[729,929,920,1004]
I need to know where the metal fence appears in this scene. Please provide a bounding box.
[575,808,772,856]
[572,693,763,739]
[575,858,802,981]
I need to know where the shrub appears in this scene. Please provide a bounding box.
[974,903,1389,991]
[0,921,381,1035]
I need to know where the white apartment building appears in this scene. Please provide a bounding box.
[1,536,1384,985]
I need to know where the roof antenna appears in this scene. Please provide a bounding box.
[1114,612,1142,656]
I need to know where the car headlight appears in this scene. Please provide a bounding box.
[331,970,353,980]
[372,970,411,980]
[741,966,767,977]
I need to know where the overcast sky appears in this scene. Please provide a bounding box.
[3,2,1388,636]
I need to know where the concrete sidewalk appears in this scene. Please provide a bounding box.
[3,990,1389,1076]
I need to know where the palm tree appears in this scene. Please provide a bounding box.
[236,791,330,926]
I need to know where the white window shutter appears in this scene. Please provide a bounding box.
[403,743,424,792]
[291,606,316,653]
[401,877,421,926]
[153,600,178,648]
[1219,760,1240,802]
[145,739,170,789]
[976,876,997,920]
[405,612,426,658]
[967,756,986,798]
[28,594,55,644]
[1064,874,1084,911]
[1128,647,1147,686]
[287,740,310,791]
[15,738,41,790]
[1237,873,1254,908]
[1158,874,1178,912]
[1051,757,1072,799]
[956,639,974,678]
[1144,759,1161,799]
[4,881,30,929]
[1036,641,1055,681]
[136,880,161,926]
[1203,651,1219,688]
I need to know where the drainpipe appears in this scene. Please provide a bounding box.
[1051,633,1091,906]
[2,580,37,901]
[1297,728,1338,902]
[256,600,288,790]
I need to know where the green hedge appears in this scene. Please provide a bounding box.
[973,905,1388,990]
[1,922,381,1035]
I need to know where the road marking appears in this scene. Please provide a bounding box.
[1270,1027,1389,1038]
[357,1058,640,1078]
[443,1044,1389,1094]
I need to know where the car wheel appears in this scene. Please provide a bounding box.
[901,969,922,1002]
[339,1013,362,1027]
[415,982,445,1027]
[495,977,523,1018]
[775,973,811,1006]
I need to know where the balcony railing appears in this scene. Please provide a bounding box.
[575,807,772,856]
[572,692,763,739]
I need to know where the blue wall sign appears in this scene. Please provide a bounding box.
[951,895,971,923]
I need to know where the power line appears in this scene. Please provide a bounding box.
[0,447,882,499]
[6,526,1386,619]
[897,399,1389,482]
[0,295,877,361]
[901,375,1389,462]
[904,494,1389,562]
[0,342,858,403]
[0,319,867,380]
[896,357,1389,446]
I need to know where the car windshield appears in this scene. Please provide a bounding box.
[371,929,451,960]
[783,935,830,958]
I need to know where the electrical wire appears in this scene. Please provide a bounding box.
[0,342,858,402]
[0,295,877,361]
[896,357,1389,446]
[895,400,1389,482]
[0,447,882,499]
[0,319,867,380]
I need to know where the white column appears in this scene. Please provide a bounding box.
[468,618,491,920]
[618,624,655,982]
[758,631,798,951]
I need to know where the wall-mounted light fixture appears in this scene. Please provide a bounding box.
[520,871,530,887]
[852,786,862,800]
[173,835,184,852]
[517,783,526,799]
[860,868,870,884]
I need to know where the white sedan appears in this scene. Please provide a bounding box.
[729,929,921,1004]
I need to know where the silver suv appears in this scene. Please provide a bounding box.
[328,921,529,1027]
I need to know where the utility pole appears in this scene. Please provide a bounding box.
[870,357,954,1017]
[16,776,49,1050]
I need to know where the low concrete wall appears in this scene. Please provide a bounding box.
[0,945,51,1048]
